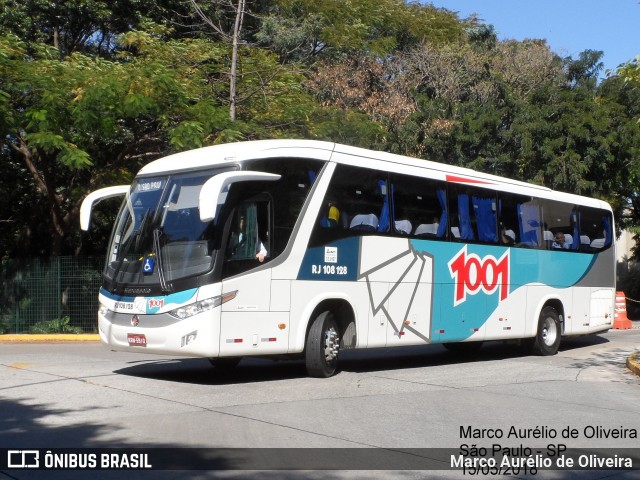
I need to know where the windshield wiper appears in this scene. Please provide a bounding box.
[134,208,152,251]
[153,228,171,294]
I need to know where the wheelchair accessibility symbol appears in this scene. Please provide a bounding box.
[143,256,155,274]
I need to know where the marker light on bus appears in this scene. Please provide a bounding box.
[168,291,238,320]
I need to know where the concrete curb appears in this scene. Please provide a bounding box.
[627,352,640,377]
[0,334,100,343]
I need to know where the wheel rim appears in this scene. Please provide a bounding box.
[541,315,557,346]
[323,326,340,364]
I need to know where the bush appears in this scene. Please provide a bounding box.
[29,316,83,334]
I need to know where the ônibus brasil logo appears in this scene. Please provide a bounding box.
[448,246,510,306]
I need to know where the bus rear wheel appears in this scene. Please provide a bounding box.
[305,311,340,378]
[531,306,561,355]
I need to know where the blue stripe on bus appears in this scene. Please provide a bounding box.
[297,237,360,281]
[100,287,198,314]
[298,237,599,342]
[412,240,598,341]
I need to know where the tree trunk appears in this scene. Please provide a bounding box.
[13,138,70,256]
[229,0,246,121]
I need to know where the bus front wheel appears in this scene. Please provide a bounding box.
[531,306,561,356]
[305,311,340,378]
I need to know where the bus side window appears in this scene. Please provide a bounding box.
[448,185,498,244]
[222,196,272,278]
[540,199,578,250]
[579,206,613,252]
[310,164,390,246]
[389,173,446,239]
[247,158,325,257]
[497,193,521,245]
[497,192,541,248]
[472,192,498,243]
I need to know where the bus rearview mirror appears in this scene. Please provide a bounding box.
[199,171,281,222]
[80,185,130,231]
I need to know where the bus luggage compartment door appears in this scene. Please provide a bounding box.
[358,237,433,347]
[589,288,614,330]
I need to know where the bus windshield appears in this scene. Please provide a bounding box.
[104,169,232,292]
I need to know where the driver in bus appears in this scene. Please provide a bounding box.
[228,215,267,262]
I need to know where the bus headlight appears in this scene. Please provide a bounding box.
[99,303,110,317]
[168,291,237,319]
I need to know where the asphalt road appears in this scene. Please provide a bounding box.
[1,329,639,480]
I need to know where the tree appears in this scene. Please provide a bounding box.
[189,0,247,121]
[307,54,411,147]
[491,39,564,101]
[618,55,640,84]
[257,0,465,61]
[0,0,189,57]
[0,31,230,256]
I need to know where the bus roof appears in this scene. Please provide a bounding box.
[136,139,610,210]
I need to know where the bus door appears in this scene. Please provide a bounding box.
[219,197,286,356]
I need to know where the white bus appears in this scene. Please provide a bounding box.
[81,140,615,377]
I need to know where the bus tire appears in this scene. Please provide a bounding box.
[208,357,241,370]
[305,311,340,378]
[531,306,561,356]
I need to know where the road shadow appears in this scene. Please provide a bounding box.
[113,334,612,386]
[3,396,427,478]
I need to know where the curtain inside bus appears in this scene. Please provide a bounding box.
[436,189,447,238]
[230,203,259,260]
[473,195,497,242]
[603,215,612,247]
[571,209,580,250]
[457,193,475,241]
[377,179,390,232]
[518,202,540,246]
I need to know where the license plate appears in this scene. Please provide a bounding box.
[127,333,147,347]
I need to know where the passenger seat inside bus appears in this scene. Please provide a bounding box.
[580,235,591,247]
[415,223,439,237]
[350,213,378,231]
[394,219,412,235]
[564,234,574,249]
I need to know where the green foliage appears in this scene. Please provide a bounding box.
[0,1,640,261]
[618,56,640,84]
[29,316,83,334]
[308,107,385,149]
[0,29,233,255]
[259,0,464,59]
